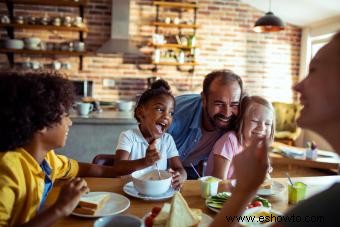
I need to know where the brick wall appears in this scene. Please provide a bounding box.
[0,0,301,103]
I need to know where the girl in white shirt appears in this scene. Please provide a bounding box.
[115,79,186,189]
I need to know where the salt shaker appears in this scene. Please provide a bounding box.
[306,141,318,160]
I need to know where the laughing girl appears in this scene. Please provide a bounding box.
[114,79,186,189]
[205,95,275,180]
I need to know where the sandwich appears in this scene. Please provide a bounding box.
[73,193,110,215]
[165,192,201,227]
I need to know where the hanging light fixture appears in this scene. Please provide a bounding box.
[253,0,284,33]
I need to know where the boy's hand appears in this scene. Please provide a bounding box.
[53,177,89,217]
[168,168,183,190]
[144,139,161,166]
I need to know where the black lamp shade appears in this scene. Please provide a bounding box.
[253,11,284,33]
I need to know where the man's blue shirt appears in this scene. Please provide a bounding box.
[168,94,203,161]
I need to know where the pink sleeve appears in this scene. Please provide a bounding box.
[212,132,238,161]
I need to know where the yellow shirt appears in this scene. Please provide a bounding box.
[0,148,79,226]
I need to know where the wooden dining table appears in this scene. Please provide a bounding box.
[46,175,340,227]
[270,142,340,171]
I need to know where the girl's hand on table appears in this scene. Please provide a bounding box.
[168,168,183,190]
[53,177,89,217]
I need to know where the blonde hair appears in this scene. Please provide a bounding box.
[237,96,276,146]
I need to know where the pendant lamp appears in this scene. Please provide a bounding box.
[253,0,284,33]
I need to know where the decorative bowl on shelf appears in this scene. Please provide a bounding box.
[116,100,134,112]
[5,39,24,49]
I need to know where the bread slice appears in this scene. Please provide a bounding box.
[153,203,171,225]
[166,192,200,227]
[74,193,110,215]
[73,206,97,215]
[190,208,202,222]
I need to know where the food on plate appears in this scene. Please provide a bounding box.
[145,192,202,227]
[206,192,271,210]
[241,207,282,225]
[153,203,170,225]
[73,193,110,215]
[167,192,201,227]
[260,174,273,189]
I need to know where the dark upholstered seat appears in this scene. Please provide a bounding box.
[92,154,115,166]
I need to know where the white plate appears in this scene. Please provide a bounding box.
[240,207,283,226]
[123,182,175,201]
[72,192,130,218]
[142,211,213,227]
[257,181,285,196]
[231,180,285,196]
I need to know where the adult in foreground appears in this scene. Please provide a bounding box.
[168,70,243,179]
[211,32,340,226]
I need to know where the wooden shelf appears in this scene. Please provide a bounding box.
[152,22,199,29]
[0,48,90,56]
[0,23,88,32]
[153,1,198,9]
[153,43,198,50]
[152,61,197,66]
[0,0,88,7]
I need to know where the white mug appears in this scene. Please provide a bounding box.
[52,61,61,70]
[76,102,93,116]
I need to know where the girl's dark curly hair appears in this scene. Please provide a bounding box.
[0,71,75,152]
[134,79,175,122]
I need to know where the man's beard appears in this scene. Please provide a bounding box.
[206,106,236,131]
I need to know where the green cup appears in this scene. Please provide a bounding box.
[288,182,307,204]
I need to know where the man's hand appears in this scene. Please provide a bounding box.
[144,139,161,166]
[53,177,89,217]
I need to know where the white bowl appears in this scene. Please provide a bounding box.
[5,39,24,49]
[131,169,172,196]
[117,100,134,112]
[24,37,41,46]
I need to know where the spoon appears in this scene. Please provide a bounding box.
[190,163,201,178]
[155,162,161,180]
[286,172,294,186]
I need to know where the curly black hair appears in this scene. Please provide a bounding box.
[134,79,175,122]
[0,71,75,152]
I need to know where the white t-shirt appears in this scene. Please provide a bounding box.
[115,127,179,171]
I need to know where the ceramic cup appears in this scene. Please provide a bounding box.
[76,102,93,116]
[52,61,61,70]
[94,215,142,227]
[31,61,41,70]
[199,176,221,198]
[73,41,85,52]
[288,182,307,204]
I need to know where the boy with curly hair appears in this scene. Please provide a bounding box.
[0,72,125,226]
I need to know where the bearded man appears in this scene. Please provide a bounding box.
[168,70,243,179]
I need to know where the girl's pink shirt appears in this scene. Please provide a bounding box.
[205,131,242,179]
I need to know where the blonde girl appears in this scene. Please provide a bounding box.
[205,95,275,180]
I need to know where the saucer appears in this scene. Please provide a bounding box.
[123,182,175,201]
